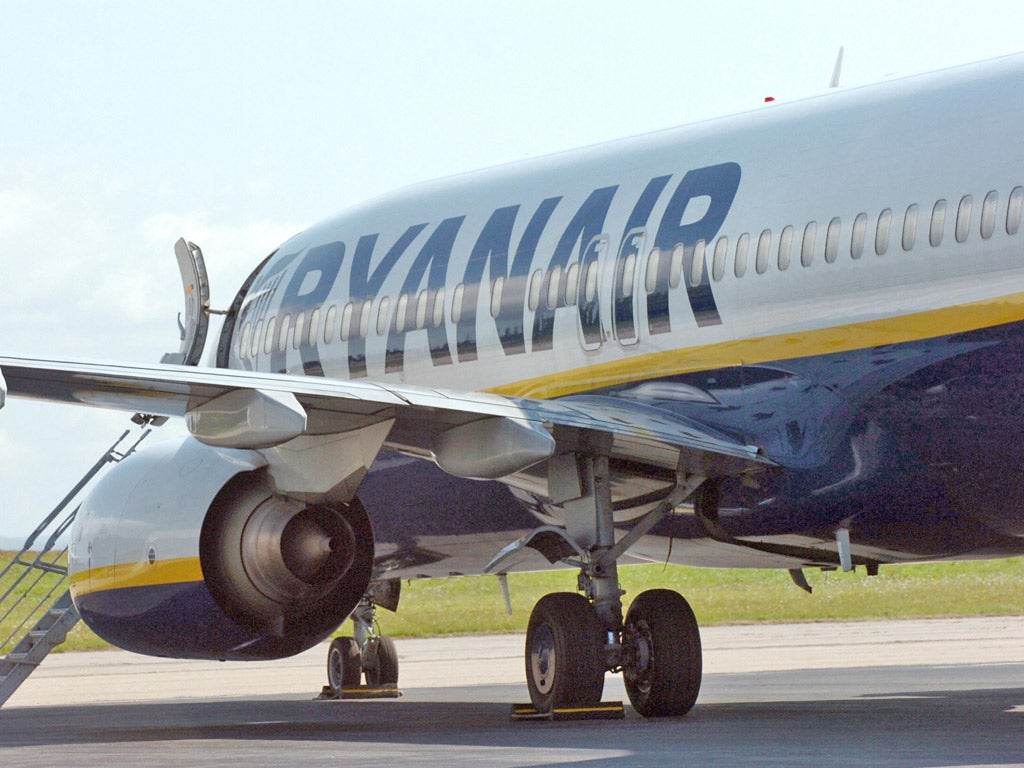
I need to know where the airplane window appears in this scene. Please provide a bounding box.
[415,290,429,329]
[669,244,685,289]
[930,200,946,247]
[875,209,892,255]
[621,252,636,297]
[645,248,661,293]
[451,283,465,324]
[340,302,353,341]
[955,195,973,243]
[394,295,408,333]
[851,213,867,258]
[490,277,504,318]
[238,322,251,360]
[902,205,918,251]
[264,317,276,354]
[324,305,337,344]
[308,308,321,346]
[278,314,291,353]
[690,240,706,285]
[1008,186,1024,235]
[824,218,841,263]
[251,320,263,358]
[292,312,305,350]
[528,270,544,311]
[432,287,445,327]
[359,299,372,338]
[565,263,580,305]
[712,237,728,281]
[376,298,390,336]
[980,190,998,239]
[547,266,563,310]
[734,233,749,277]
[584,261,599,303]
[756,229,771,274]
[777,225,793,271]
[800,222,816,267]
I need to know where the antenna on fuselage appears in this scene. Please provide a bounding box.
[830,45,845,89]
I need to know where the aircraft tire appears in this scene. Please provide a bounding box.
[365,635,399,686]
[327,636,361,692]
[525,592,605,712]
[623,589,702,717]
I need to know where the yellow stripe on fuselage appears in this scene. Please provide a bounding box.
[488,291,1024,399]
[70,556,203,597]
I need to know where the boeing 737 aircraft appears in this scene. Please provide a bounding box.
[3,53,1024,718]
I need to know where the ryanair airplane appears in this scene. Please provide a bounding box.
[3,53,1024,718]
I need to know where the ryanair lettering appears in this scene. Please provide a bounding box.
[236,161,741,377]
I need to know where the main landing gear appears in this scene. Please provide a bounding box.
[325,588,401,697]
[498,451,706,718]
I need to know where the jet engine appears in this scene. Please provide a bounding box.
[68,436,374,660]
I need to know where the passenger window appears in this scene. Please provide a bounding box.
[451,283,465,324]
[432,287,445,327]
[359,299,372,338]
[956,195,973,243]
[251,320,263,358]
[293,313,305,349]
[734,233,750,277]
[238,323,251,359]
[264,317,276,354]
[669,244,685,289]
[546,266,563,310]
[930,200,946,247]
[1008,187,1024,236]
[490,277,504,318]
[376,298,390,336]
[564,263,580,305]
[902,204,918,251]
[324,305,337,343]
[415,290,429,329]
[800,222,816,267]
[824,218,841,263]
[755,229,772,274]
[621,252,636,297]
[690,240,706,285]
[528,270,544,311]
[645,249,660,293]
[712,237,728,281]
[394,295,408,333]
[278,314,291,352]
[584,261,599,303]
[981,190,998,239]
[308,308,321,346]
[777,225,793,271]
[340,302,353,341]
[851,213,867,258]
[875,209,892,255]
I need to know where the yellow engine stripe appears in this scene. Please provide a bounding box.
[70,556,204,597]
[488,291,1024,399]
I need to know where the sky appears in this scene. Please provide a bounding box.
[3,0,1024,540]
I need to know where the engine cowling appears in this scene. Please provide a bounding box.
[69,436,374,660]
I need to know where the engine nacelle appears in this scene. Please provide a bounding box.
[69,436,374,660]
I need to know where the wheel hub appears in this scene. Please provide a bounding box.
[529,624,556,695]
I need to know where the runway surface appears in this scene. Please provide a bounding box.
[3,617,1024,767]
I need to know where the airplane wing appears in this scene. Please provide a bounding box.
[0,356,768,487]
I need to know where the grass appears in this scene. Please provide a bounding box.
[2,552,1022,653]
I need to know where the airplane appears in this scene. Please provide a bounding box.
[3,51,1024,719]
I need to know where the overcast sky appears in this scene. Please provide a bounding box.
[3,1,1024,539]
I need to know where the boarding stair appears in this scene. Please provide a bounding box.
[0,427,151,706]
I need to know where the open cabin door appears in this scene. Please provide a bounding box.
[161,238,211,366]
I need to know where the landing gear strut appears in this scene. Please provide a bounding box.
[325,596,399,696]
[514,452,707,718]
